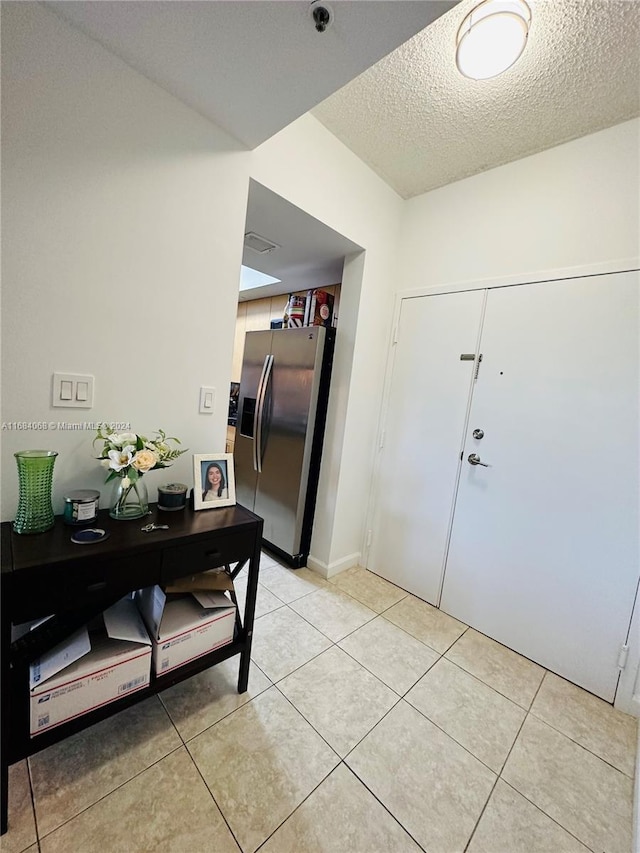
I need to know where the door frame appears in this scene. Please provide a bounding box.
[362,256,640,712]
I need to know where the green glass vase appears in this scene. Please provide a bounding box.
[13,450,58,534]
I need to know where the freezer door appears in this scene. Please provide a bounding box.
[254,327,325,556]
[234,330,273,511]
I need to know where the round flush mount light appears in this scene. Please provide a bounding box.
[456,0,531,80]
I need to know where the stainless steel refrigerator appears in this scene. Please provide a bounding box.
[234,326,335,567]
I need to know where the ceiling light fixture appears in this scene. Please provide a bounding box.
[456,0,531,80]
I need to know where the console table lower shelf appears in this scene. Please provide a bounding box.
[1,502,263,836]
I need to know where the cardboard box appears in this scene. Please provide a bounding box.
[306,289,334,327]
[29,597,151,736]
[164,568,234,594]
[137,585,236,676]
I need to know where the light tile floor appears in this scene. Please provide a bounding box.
[4,551,638,853]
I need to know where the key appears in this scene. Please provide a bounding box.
[141,523,169,532]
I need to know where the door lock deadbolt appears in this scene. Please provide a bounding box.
[472,429,484,439]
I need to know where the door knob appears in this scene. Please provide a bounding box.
[468,453,489,467]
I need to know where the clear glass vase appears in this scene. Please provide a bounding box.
[13,450,58,535]
[109,476,149,520]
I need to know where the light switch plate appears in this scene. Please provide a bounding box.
[199,386,215,414]
[52,373,94,408]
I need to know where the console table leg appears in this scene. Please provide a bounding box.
[1,584,9,836]
[238,648,250,694]
[237,524,262,694]
[0,760,7,836]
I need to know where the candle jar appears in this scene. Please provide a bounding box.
[63,490,100,525]
[157,483,188,511]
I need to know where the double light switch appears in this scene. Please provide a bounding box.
[52,373,94,408]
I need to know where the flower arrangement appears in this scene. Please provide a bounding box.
[94,426,187,519]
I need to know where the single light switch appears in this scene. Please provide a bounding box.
[199,386,215,414]
[53,373,94,408]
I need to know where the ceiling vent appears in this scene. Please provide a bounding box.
[244,231,280,254]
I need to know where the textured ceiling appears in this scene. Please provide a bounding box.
[313,0,640,198]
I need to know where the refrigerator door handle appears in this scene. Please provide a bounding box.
[254,353,274,473]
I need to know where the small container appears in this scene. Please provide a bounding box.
[158,483,188,512]
[63,489,100,526]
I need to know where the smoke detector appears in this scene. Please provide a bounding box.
[244,231,280,254]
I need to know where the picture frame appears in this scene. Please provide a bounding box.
[193,453,236,510]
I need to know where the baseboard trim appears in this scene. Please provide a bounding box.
[307,551,360,579]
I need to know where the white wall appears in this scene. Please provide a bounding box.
[1,4,405,580]
[1,3,251,518]
[251,115,404,574]
[397,118,639,289]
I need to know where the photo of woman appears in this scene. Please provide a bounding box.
[193,453,236,510]
[202,461,228,501]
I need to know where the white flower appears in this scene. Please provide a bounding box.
[95,426,187,483]
[121,476,131,488]
[109,432,138,447]
[107,445,135,471]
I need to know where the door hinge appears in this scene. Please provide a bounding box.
[392,325,399,345]
[379,429,385,449]
[474,353,483,382]
[365,529,372,549]
[617,643,630,670]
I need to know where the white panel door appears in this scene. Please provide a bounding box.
[368,289,485,604]
[441,272,639,701]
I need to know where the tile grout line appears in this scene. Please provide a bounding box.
[269,678,434,849]
[497,778,600,853]
[175,661,274,745]
[526,706,637,778]
[341,762,429,853]
[30,741,186,844]
[274,666,405,766]
[182,741,244,853]
[437,653,533,711]
[481,668,602,852]
[26,757,42,850]
[461,672,544,852]
[335,640,441,698]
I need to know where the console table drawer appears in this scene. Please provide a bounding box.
[161,530,254,583]
[10,552,162,621]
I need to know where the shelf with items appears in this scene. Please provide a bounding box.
[232,284,340,381]
[1,503,262,835]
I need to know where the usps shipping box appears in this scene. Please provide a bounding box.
[29,597,151,736]
[137,585,236,676]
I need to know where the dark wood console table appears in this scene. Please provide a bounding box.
[0,502,263,835]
